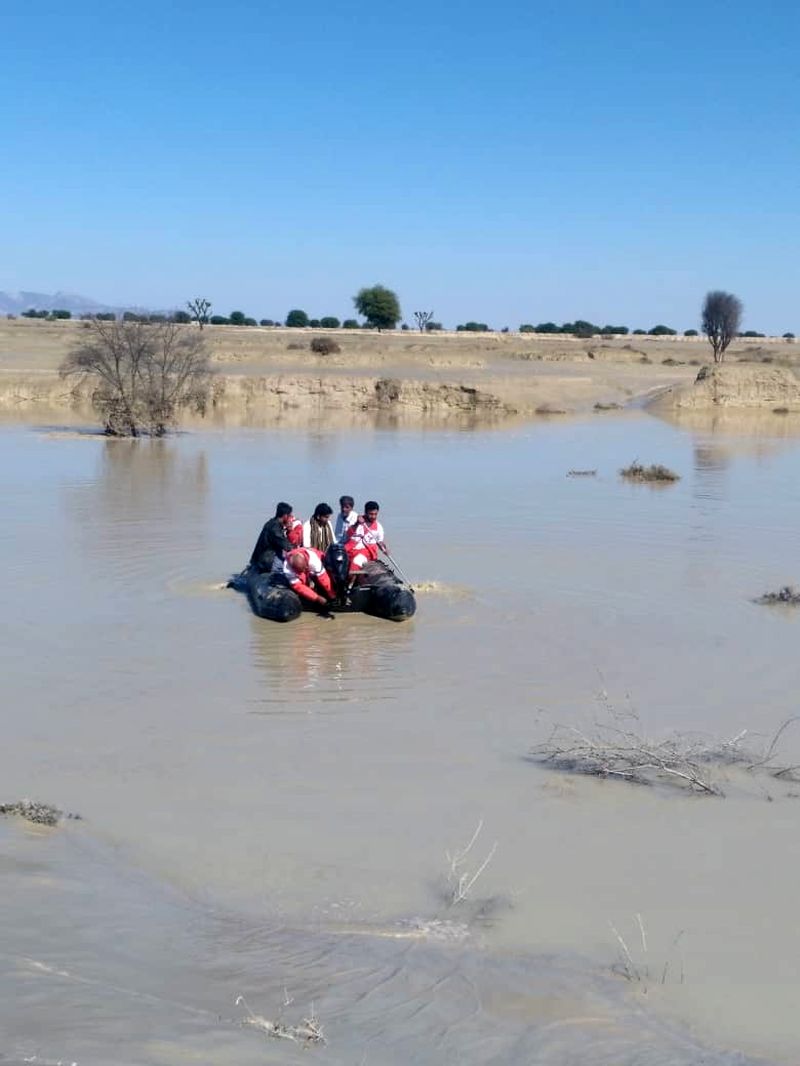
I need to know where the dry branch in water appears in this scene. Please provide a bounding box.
[446,820,498,905]
[567,469,597,477]
[0,800,76,826]
[609,915,686,990]
[531,716,800,796]
[756,586,800,606]
[235,994,325,1046]
[619,461,680,483]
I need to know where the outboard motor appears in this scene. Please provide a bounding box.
[324,543,350,605]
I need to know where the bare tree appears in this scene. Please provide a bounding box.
[186,297,212,330]
[60,318,211,436]
[701,290,742,363]
[413,310,434,333]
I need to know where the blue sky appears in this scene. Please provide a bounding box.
[1,0,798,330]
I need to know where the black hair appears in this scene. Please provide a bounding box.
[313,502,333,519]
[275,502,293,518]
[339,495,354,508]
[364,500,380,512]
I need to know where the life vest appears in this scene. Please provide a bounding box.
[287,517,303,547]
[345,518,384,562]
[283,548,333,602]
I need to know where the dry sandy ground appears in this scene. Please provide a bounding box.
[1,318,797,423]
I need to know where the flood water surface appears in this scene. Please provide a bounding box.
[2,412,800,1063]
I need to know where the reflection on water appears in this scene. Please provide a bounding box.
[3,412,800,1063]
[247,611,414,709]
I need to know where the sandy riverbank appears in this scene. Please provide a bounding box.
[5,318,797,423]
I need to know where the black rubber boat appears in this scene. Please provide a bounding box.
[229,544,416,623]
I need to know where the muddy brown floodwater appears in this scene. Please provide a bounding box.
[2,408,800,1064]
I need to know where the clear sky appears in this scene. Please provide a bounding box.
[1,0,798,331]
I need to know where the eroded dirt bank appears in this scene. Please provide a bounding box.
[0,318,710,421]
[3,318,798,423]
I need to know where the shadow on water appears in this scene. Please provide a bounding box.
[0,822,767,1066]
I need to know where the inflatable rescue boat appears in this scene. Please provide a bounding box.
[230,543,416,623]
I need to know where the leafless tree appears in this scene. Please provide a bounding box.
[413,310,434,333]
[187,297,212,330]
[60,318,211,436]
[701,290,742,363]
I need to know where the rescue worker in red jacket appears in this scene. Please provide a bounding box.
[345,500,387,573]
[286,513,303,548]
[279,547,335,606]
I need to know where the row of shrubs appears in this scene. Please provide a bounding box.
[9,308,795,340]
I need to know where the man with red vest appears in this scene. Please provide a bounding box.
[345,500,387,573]
[278,547,335,606]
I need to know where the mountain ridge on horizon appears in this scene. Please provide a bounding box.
[0,290,166,315]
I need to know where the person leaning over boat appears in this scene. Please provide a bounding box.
[345,500,387,573]
[335,495,358,544]
[250,501,297,574]
[302,503,335,553]
[278,548,335,606]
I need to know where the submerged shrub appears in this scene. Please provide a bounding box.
[60,318,210,437]
[620,461,680,483]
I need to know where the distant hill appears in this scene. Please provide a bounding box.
[0,290,161,316]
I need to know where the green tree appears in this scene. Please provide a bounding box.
[259,318,275,326]
[535,322,561,334]
[320,316,340,328]
[229,310,246,326]
[51,309,72,319]
[209,315,229,325]
[342,318,359,329]
[172,310,192,324]
[684,329,699,336]
[309,318,321,328]
[286,309,309,328]
[353,284,401,330]
[648,324,677,336]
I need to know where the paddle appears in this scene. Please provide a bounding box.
[379,546,415,590]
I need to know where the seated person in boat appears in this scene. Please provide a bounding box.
[302,503,335,552]
[276,547,335,606]
[345,501,387,573]
[335,495,358,543]
[287,512,303,548]
[250,501,297,573]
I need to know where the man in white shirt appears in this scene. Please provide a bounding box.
[335,495,358,544]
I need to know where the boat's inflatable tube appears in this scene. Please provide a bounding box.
[350,561,416,621]
[229,546,416,623]
[229,567,303,622]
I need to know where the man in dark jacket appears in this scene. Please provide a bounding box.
[250,502,295,573]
